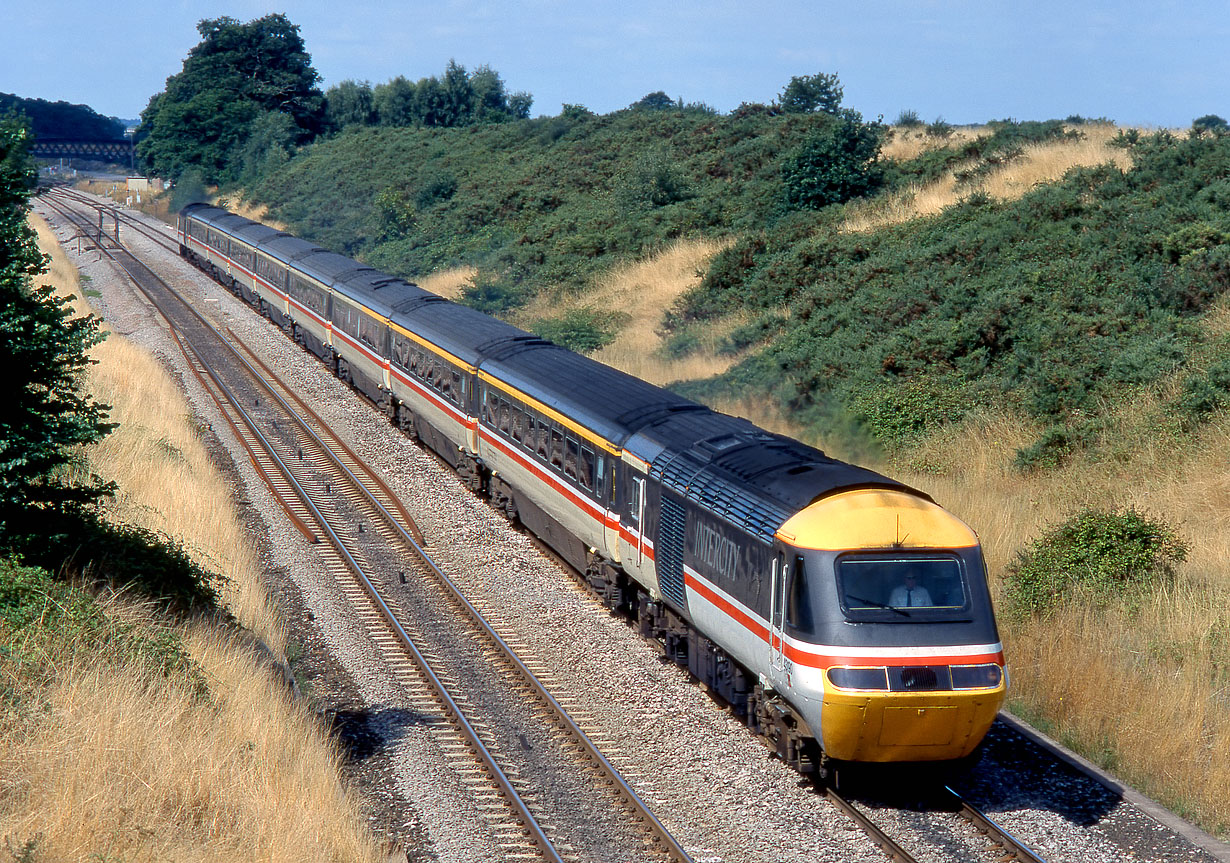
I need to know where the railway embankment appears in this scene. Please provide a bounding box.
[0,216,389,862]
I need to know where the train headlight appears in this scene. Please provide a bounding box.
[827,667,889,691]
[950,663,1003,690]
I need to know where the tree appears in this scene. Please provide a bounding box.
[373,76,417,126]
[0,116,113,533]
[440,59,476,126]
[237,112,297,183]
[630,91,677,111]
[0,93,126,139]
[137,14,325,183]
[1191,114,1229,137]
[780,72,843,115]
[372,63,531,128]
[324,80,375,132]
[782,111,885,209]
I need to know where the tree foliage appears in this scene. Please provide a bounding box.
[781,111,885,208]
[0,115,113,533]
[779,72,843,115]
[1192,114,1229,137]
[355,62,531,131]
[630,91,678,111]
[0,92,126,139]
[323,79,376,132]
[136,13,325,182]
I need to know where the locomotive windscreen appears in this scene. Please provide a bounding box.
[836,555,969,621]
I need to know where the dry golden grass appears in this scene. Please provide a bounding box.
[518,237,736,386]
[887,386,1230,833]
[880,125,989,162]
[416,265,477,299]
[5,217,387,862]
[843,123,1133,233]
[227,196,290,232]
[0,623,383,862]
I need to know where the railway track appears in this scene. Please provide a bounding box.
[827,784,1046,863]
[40,190,696,863]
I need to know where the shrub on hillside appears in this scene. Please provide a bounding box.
[1176,358,1230,422]
[616,148,694,208]
[1004,509,1188,619]
[846,374,971,446]
[894,109,923,128]
[531,308,623,353]
[0,558,206,692]
[782,112,884,209]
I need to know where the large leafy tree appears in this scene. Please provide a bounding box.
[0,116,113,534]
[137,14,325,183]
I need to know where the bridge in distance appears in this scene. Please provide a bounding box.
[31,137,135,171]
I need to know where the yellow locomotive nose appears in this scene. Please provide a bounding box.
[821,683,1005,762]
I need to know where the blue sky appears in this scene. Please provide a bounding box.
[3,1,1226,127]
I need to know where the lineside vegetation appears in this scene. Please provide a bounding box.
[1,115,386,859]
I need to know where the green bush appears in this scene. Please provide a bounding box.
[846,374,971,446]
[1176,358,1230,422]
[414,169,458,210]
[0,558,206,694]
[895,109,923,128]
[781,112,885,209]
[1013,420,1102,471]
[1004,509,1188,618]
[531,308,622,353]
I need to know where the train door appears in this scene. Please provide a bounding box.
[599,453,621,563]
[768,550,789,685]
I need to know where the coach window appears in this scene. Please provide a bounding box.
[451,372,463,403]
[579,445,595,492]
[392,336,411,370]
[629,476,644,528]
[358,313,379,349]
[549,428,565,471]
[481,387,494,425]
[564,436,579,481]
[497,399,511,434]
[536,420,551,459]
[595,455,606,501]
[511,407,526,443]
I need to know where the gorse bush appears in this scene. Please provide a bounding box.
[1004,509,1188,618]
[531,308,623,354]
[1176,358,1230,423]
[679,130,1230,447]
[846,373,971,446]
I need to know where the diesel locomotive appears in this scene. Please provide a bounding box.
[178,203,1006,773]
